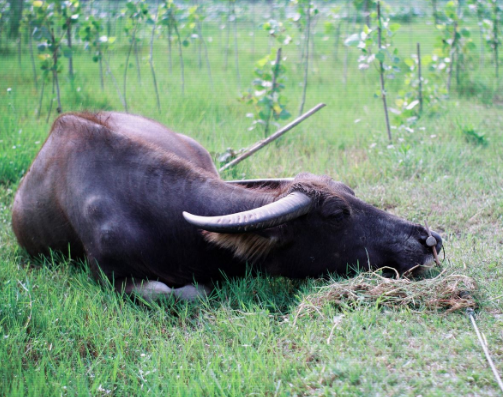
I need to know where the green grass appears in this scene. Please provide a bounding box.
[1,4,503,396]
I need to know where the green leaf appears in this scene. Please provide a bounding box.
[375,49,386,63]
[256,55,270,68]
[389,23,401,33]
[258,110,270,121]
[422,54,432,66]
[461,28,470,37]
[324,21,334,34]
[279,109,291,120]
[37,42,48,52]
[344,33,360,47]
[33,26,51,41]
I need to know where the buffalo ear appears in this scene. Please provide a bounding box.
[202,230,281,263]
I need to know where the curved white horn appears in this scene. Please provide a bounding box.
[183,192,312,233]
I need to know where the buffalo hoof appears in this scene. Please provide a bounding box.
[129,280,210,302]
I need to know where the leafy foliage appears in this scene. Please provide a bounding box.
[460,123,489,146]
[391,52,448,128]
[240,49,291,137]
[79,16,115,64]
[344,17,401,72]
[79,15,115,90]
[345,2,399,140]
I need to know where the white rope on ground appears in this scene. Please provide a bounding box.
[466,308,503,394]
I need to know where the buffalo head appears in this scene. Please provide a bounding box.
[184,173,442,278]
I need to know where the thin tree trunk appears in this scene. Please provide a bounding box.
[417,43,423,114]
[66,20,73,78]
[333,20,342,62]
[53,60,62,114]
[28,31,38,91]
[343,6,357,85]
[251,2,255,56]
[224,1,231,70]
[149,4,161,113]
[8,0,24,38]
[133,29,142,85]
[447,21,458,94]
[477,9,485,70]
[264,48,282,137]
[298,31,305,66]
[455,2,462,88]
[46,77,55,123]
[364,0,370,28]
[455,46,460,88]
[201,28,213,88]
[173,22,185,95]
[37,76,45,119]
[107,6,112,38]
[377,2,392,142]
[494,0,499,79]
[17,36,22,67]
[51,32,62,114]
[195,0,202,69]
[299,2,311,116]
[123,24,137,113]
[310,15,320,73]
[98,47,104,90]
[104,56,127,111]
[167,24,173,74]
[232,1,241,91]
[432,0,439,25]
[193,3,212,87]
[268,0,274,52]
[113,1,119,38]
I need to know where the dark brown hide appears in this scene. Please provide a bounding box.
[12,112,442,289]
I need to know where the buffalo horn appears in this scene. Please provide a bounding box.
[183,192,312,233]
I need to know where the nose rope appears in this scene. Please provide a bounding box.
[424,220,441,266]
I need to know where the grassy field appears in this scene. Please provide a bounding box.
[1,2,503,395]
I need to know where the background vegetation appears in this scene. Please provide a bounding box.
[0,0,502,395]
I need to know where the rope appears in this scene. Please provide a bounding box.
[466,308,503,393]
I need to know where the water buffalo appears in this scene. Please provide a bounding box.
[12,112,442,300]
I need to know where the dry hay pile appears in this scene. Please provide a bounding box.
[294,270,477,321]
